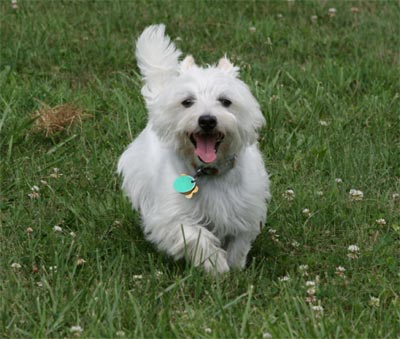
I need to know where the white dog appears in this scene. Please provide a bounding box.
[118,24,270,273]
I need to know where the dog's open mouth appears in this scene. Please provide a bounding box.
[190,132,224,163]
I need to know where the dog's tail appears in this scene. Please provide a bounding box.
[136,24,181,103]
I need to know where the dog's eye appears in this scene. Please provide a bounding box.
[181,98,194,108]
[218,98,232,107]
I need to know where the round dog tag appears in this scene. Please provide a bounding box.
[173,175,196,194]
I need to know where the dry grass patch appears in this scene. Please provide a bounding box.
[32,103,86,137]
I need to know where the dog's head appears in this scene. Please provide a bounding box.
[136,25,265,167]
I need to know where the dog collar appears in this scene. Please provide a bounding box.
[192,155,236,177]
[173,155,236,199]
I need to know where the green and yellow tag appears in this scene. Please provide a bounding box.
[173,174,199,199]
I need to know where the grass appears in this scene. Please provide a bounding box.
[1,0,399,337]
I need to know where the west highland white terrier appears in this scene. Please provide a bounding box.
[118,24,270,273]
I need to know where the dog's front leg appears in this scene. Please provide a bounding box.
[225,234,254,270]
[145,222,230,274]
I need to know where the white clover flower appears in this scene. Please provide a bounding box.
[369,296,380,308]
[348,245,360,253]
[306,295,316,304]
[277,13,283,19]
[36,281,44,287]
[335,178,343,184]
[40,180,48,185]
[26,227,34,233]
[205,327,212,334]
[278,275,290,282]
[392,193,399,200]
[70,231,76,237]
[302,208,311,217]
[11,0,18,9]
[53,225,63,232]
[307,287,316,296]
[347,245,360,259]
[311,305,324,318]
[116,330,126,337]
[50,168,63,178]
[319,120,329,126]
[268,228,280,242]
[291,240,300,248]
[249,26,256,33]
[70,325,83,334]
[133,274,143,280]
[77,258,86,266]
[311,15,318,22]
[11,262,22,269]
[31,185,40,191]
[311,305,324,312]
[283,189,295,201]
[28,192,39,199]
[49,266,57,272]
[328,8,337,17]
[299,264,309,272]
[263,332,273,339]
[306,280,316,287]
[335,266,346,277]
[349,189,364,201]
[376,218,386,226]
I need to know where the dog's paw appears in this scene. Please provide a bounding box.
[202,249,230,274]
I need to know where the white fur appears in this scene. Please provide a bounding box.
[118,24,271,273]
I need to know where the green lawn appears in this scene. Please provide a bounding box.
[1,1,399,338]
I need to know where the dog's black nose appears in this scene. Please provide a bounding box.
[198,114,217,131]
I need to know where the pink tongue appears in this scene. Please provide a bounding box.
[194,134,218,163]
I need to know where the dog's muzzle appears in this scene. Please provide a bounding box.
[189,115,224,164]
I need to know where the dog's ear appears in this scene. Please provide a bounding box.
[180,55,196,73]
[218,56,240,77]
